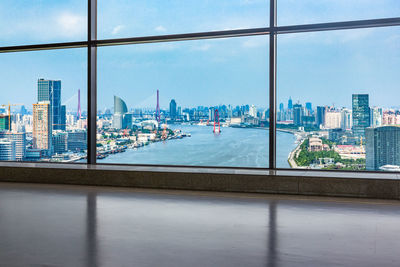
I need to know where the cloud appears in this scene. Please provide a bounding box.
[155,25,167,33]
[0,10,86,43]
[56,13,86,37]
[111,25,125,35]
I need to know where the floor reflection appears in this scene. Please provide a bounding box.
[86,191,98,267]
[1,183,400,267]
[267,201,277,267]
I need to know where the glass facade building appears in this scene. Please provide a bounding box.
[0,132,26,161]
[0,138,16,161]
[0,115,10,131]
[366,126,400,170]
[169,100,177,120]
[112,96,128,129]
[352,94,370,139]
[37,79,62,130]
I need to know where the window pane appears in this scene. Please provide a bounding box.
[277,27,400,171]
[97,36,269,168]
[0,48,87,163]
[0,0,87,46]
[98,0,269,39]
[278,0,400,26]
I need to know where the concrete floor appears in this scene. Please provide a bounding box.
[0,183,399,267]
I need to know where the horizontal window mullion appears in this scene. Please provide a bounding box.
[0,41,89,53]
[275,17,400,34]
[2,16,399,52]
[95,28,271,47]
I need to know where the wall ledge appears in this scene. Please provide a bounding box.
[0,163,399,200]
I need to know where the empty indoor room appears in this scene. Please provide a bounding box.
[0,1,400,266]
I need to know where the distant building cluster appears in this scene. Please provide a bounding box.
[279,94,400,170]
[0,79,87,162]
[97,95,269,131]
[2,84,400,171]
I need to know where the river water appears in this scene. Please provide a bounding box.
[98,124,297,168]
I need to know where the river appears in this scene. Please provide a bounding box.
[98,124,297,168]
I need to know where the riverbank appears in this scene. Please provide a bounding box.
[96,130,191,160]
[288,138,305,168]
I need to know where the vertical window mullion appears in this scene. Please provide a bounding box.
[88,0,97,164]
[269,0,277,169]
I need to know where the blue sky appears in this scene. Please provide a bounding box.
[0,1,399,112]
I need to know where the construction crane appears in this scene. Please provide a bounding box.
[0,103,23,131]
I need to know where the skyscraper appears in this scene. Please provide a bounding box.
[305,102,312,114]
[366,126,400,170]
[61,105,66,131]
[288,97,293,110]
[33,101,52,155]
[52,131,67,154]
[293,104,303,126]
[0,132,26,161]
[169,99,177,120]
[352,94,370,138]
[67,130,87,152]
[324,110,341,129]
[278,103,285,121]
[20,105,28,116]
[0,138,16,161]
[370,107,383,127]
[38,79,62,130]
[0,114,10,131]
[249,105,257,118]
[316,106,326,128]
[340,108,352,131]
[123,113,133,129]
[113,95,128,129]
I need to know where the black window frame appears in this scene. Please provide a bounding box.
[0,0,400,173]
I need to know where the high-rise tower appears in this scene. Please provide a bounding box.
[352,94,370,138]
[113,95,128,129]
[33,101,52,155]
[366,126,400,170]
[38,79,61,130]
[316,106,326,128]
[288,97,293,110]
[169,99,177,120]
[293,104,303,126]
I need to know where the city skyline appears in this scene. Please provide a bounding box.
[1,77,400,171]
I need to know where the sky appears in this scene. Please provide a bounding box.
[0,0,399,112]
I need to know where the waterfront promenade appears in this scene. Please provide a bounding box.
[288,139,304,168]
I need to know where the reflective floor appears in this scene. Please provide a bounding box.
[0,183,399,267]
